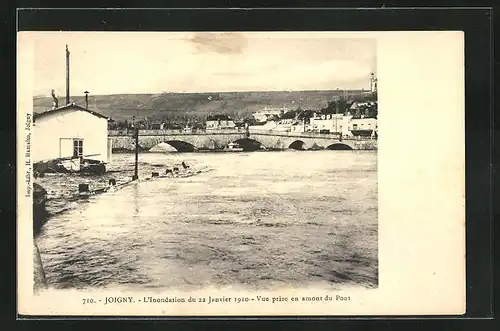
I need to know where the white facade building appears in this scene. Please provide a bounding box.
[309,113,377,138]
[206,115,236,130]
[249,120,278,132]
[33,104,111,164]
[348,117,378,137]
[310,114,351,136]
[290,121,308,133]
[274,119,297,132]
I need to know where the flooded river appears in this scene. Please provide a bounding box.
[36,150,378,291]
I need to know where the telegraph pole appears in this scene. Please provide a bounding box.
[132,127,139,180]
[66,45,70,105]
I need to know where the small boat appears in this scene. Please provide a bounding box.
[223,142,244,152]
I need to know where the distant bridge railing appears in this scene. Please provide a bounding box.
[108,128,247,136]
[108,128,376,141]
[249,129,377,141]
[249,129,340,139]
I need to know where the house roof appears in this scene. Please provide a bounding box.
[207,114,232,121]
[33,103,110,121]
[280,111,297,119]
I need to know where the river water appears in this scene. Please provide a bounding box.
[36,150,378,291]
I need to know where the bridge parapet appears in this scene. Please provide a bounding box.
[109,128,376,141]
[249,129,341,139]
[108,128,377,151]
[108,128,248,136]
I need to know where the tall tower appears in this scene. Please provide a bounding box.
[66,45,70,105]
[370,72,377,93]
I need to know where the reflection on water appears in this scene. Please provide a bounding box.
[36,150,378,290]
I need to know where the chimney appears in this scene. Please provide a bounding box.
[84,91,89,109]
[66,45,70,105]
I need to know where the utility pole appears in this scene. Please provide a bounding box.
[66,45,70,105]
[132,127,139,180]
[335,113,338,137]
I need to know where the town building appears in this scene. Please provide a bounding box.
[33,103,112,167]
[274,118,297,132]
[309,112,378,138]
[348,117,378,137]
[310,113,350,136]
[149,122,165,130]
[252,108,284,122]
[249,120,278,132]
[291,121,307,133]
[206,114,236,130]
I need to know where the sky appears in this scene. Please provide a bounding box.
[25,32,377,97]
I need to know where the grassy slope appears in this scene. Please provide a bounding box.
[33,90,369,121]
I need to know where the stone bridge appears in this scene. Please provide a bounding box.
[108,129,377,152]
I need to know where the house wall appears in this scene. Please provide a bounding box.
[291,122,306,133]
[311,114,347,134]
[249,121,278,131]
[274,120,295,132]
[206,120,218,129]
[206,119,236,130]
[33,108,109,163]
[310,115,377,137]
[348,118,378,133]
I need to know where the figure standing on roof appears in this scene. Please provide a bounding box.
[51,89,58,110]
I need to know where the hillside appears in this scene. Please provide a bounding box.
[33,90,373,122]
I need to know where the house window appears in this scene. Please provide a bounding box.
[73,139,83,157]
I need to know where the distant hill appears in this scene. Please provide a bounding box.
[33,90,373,122]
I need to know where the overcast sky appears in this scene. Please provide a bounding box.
[27,32,376,97]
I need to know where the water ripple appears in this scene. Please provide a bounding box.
[36,151,378,290]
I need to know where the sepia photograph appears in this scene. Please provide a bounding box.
[30,32,378,292]
[18,30,465,317]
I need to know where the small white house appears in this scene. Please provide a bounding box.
[206,114,236,130]
[33,104,111,165]
[249,120,278,132]
[348,117,378,137]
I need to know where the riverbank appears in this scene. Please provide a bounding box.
[33,157,211,236]
[33,240,47,291]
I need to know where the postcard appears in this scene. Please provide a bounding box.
[17,31,465,316]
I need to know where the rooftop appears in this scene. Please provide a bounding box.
[33,103,110,121]
[207,114,232,121]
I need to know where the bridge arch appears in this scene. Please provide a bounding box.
[288,140,308,150]
[233,138,266,151]
[150,140,197,152]
[326,143,353,150]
